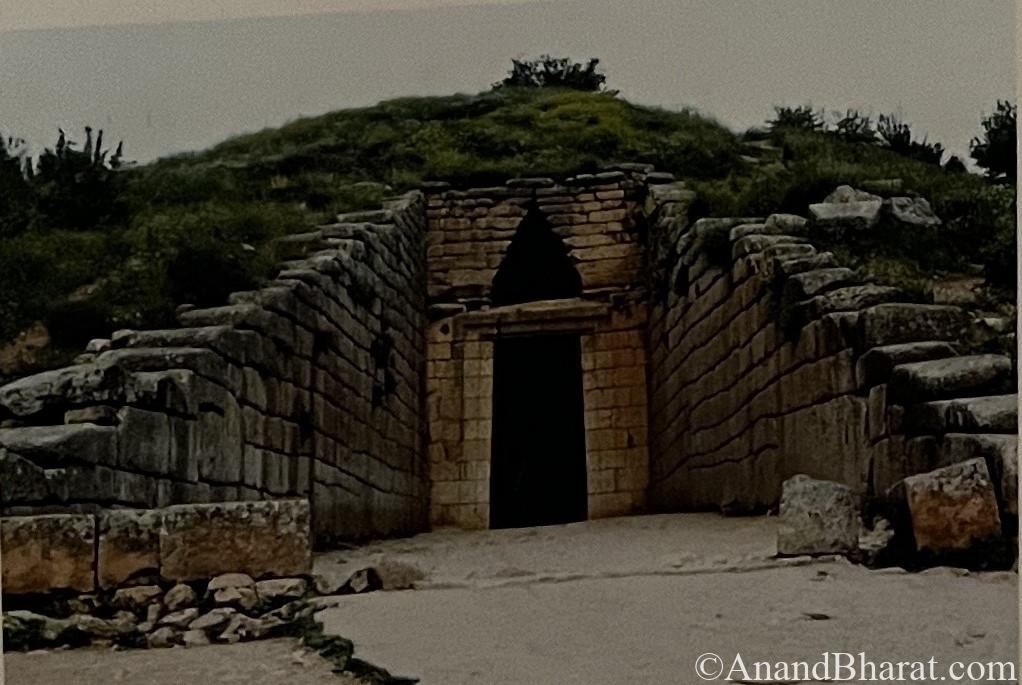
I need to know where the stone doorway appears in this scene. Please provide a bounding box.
[490,332,588,529]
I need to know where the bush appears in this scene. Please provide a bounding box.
[876,114,945,166]
[768,105,824,132]
[971,100,1017,181]
[494,56,607,91]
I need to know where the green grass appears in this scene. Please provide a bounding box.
[0,87,1015,381]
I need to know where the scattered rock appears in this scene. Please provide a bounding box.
[255,578,308,606]
[189,607,238,633]
[111,585,163,613]
[163,583,198,612]
[147,626,181,649]
[208,572,255,591]
[856,517,897,566]
[182,629,211,647]
[158,608,200,629]
[777,475,860,556]
[3,611,80,650]
[883,196,941,229]
[346,567,383,594]
[219,614,265,644]
[213,586,260,612]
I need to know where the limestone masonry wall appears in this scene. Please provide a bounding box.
[645,182,1016,519]
[0,192,429,545]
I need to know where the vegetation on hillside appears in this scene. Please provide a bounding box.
[0,57,1015,380]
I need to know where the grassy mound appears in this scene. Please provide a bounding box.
[0,87,1014,380]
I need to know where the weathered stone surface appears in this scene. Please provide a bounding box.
[159,608,200,629]
[3,611,79,650]
[255,578,308,604]
[808,200,882,235]
[1,514,95,593]
[800,285,903,321]
[857,303,968,348]
[732,233,808,259]
[904,394,1017,435]
[71,612,137,639]
[0,363,127,418]
[208,572,256,590]
[182,628,211,646]
[159,500,311,582]
[883,196,941,228]
[940,434,1018,517]
[189,607,238,633]
[147,626,181,648]
[783,267,857,300]
[0,449,50,503]
[97,509,162,589]
[887,354,1013,404]
[763,213,809,234]
[857,341,959,387]
[163,583,198,612]
[0,423,117,467]
[213,586,260,612]
[777,475,860,556]
[111,585,163,612]
[897,458,1002,553]
[823,185,882,204]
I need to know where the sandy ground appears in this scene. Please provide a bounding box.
[315,514,1019,685]
[3,639,358,685]
[5,514,1019,684]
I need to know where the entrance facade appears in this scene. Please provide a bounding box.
[424,172,651,530]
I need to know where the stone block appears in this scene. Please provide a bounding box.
[777,475,860,556]
[1,514,96,593]
[159,499,311,582]
[97,509,162,589]
[896,458,1002,553]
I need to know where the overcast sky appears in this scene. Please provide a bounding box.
[0,0,1015,163]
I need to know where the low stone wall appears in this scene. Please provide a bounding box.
[0,192,430,544]
[645,182,1017,518]
[1,499,310,594]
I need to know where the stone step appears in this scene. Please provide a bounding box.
[856,341,959,388]
[888,354,1014,404]
[857,303,969,349]
[903,394,1017,435]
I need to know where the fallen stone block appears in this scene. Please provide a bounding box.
[823,185,882,203]
[777,475,860,556]
[1,514,96,593]
[895,458,1002,553]
[159,499,312,582]
[808,200,882,236]
[883,196,941,229]
[940,434,1018,518]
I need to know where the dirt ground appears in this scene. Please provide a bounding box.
[5,514,1019,685]
[3,639,358,685]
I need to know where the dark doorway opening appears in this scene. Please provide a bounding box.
[490,333,588,529]
[491,202,582,306]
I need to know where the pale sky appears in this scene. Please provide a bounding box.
[0,0,1015,163]
[0,0,545,32]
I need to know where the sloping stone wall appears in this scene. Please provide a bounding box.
[645,182,1016,517]
[0,193,429,545]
